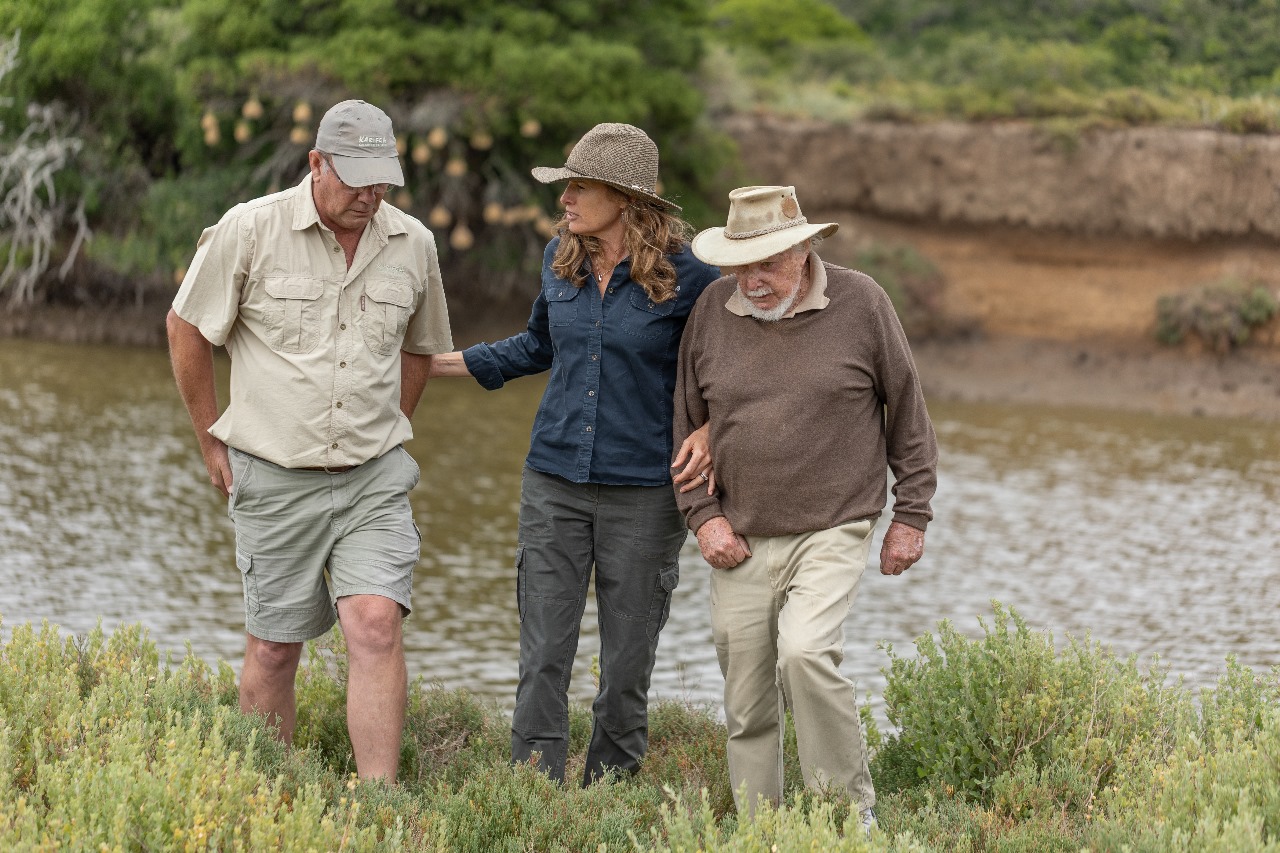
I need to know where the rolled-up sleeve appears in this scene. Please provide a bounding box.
[403,235,454,355]
[172,214,251,346]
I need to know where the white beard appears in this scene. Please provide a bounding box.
[744,288,801,322]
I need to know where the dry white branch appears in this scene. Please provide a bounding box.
[0,32,92,307]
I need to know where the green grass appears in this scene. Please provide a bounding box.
[4,606,1280,850]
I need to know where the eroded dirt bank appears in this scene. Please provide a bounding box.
[723,114,1280,241]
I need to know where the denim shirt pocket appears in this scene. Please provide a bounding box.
[621,287,677,341]
[359,278,416,356]
[261,276,325,354]
[545,284,582,327]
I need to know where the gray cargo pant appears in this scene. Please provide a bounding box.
[511,466,686,785]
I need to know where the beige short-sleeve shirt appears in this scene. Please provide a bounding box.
[172,174,453,468]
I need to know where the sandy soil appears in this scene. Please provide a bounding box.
[911,334,1280,422]
[810,212,1280,422]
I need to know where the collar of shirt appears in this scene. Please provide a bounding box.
[725,250,830,318]
[289,173,409,243]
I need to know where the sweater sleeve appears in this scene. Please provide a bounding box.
[869,282,938,531]
[672,296,726,533]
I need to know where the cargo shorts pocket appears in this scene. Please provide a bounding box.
[237,551,261,615]
[226,448,255,520]
[647,561,679,642]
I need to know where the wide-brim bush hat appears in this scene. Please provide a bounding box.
[316,99,405,188]
[531,122,680,211]
[692,185,838,266]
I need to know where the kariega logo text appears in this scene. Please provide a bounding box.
[358,135,389,146]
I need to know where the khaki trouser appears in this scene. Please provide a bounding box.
[709,517,877,815]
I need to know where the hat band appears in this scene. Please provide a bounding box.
[563,165,658,196]
[724,217,810,241]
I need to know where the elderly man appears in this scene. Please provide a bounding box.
[673,186,938,826]
[167,100,452,781]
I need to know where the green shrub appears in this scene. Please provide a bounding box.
[9,611,1280,850]
[0,619,394,851]
[639,787,910,852]
[708,0,867,59]
[1090,707,1280,850]
[1155,279,1279,352]
[1217,99,1280,134]
[641,700,735,817]
[882,602,1193,811]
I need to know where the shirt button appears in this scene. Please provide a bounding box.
[332,246,341,253]
[594,320,601,327]
[608,287,615,294]
[336,401,343,408]
[585,426,593,433]
[587,390,595,397]
[591,354,598,361]
[331,442,339,449]
[339,361,346,368]
[340,323,346,330]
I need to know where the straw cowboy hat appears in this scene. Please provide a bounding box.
[531,122,680,211]
[692,186,837,266]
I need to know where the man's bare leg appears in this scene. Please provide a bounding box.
[240,635,304,743]
[337,594,407,781]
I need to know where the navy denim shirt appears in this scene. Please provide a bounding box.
[463,239,719,486]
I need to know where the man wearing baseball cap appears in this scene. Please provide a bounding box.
[672,185,938,831]
[167,99,452,781]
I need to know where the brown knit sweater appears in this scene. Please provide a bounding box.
[673,258,938,537]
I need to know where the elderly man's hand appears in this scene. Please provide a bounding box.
[879,521,924,575]
[696,517,751,570]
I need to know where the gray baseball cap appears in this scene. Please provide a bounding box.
[315,100,405,188]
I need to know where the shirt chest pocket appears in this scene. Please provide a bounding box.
[359,278,416,356]
[620,288,677,341]
[261,276,325,354]
[545,285,581,327]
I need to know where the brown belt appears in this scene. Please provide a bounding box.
[297,464,356,473]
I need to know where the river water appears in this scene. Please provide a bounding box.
[2,338,1277,720]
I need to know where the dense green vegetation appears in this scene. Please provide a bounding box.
[5,605,1280,849]
[1,0,1279,311]
[716,0,1280,132]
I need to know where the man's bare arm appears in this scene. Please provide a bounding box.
[400,352,434,419]
[167,308,231,496]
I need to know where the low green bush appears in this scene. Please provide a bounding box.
[1155,279,1279,352]
[1090,708,1280,850]
[881,602,1193,813]
[7,608,1280,850]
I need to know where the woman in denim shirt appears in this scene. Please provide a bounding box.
[431,123,719,785]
